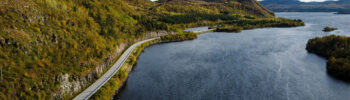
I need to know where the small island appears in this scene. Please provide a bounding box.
[336,11,350,14]
[306,35,350,81]
[323,26,337,32]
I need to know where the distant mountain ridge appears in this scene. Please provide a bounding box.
[260,0,350,12]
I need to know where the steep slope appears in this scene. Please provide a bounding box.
[0,0,276,99]
[0,0,161,99]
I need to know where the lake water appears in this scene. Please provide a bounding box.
[116,12,350,100]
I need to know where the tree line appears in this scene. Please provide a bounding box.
[160,32,198,41]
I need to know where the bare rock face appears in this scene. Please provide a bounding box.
[53,73,95,99]
[59,74,71,95]
[53,72,94,99]
[142,31,176,40]
[54,74,82,99]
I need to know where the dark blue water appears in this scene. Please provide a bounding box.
[116,12,350,100]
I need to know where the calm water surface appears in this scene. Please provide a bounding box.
[116,12,350,100]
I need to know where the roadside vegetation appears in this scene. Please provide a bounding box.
[160,32,198,42]
[90,39,158,100]
[91,31,199,99]
[306,35,350,81]
[323,26,337,32]
[216,25,244,32]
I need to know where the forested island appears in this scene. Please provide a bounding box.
[306,35,350,81]
[0,0,304,99]
[336,11,350,14]
[323,27,337,32]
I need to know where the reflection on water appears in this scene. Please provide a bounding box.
[116,13,350,100]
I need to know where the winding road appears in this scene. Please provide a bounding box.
[73,28,212,100]
[73,38,157,100]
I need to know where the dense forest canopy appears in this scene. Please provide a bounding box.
[152,0,275,17]
[306,35,350,81]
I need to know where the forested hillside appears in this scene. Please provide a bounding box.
[151,0,274,17]
[0,0,276,99]
[306,35,350,81]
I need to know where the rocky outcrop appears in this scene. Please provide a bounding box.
[53,31,174,99]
